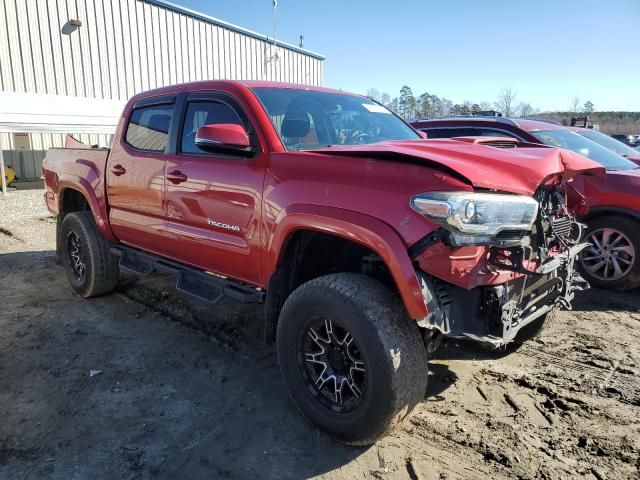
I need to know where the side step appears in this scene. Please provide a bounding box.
[110,245,265,304]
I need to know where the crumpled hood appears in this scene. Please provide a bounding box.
[308,139,604,196]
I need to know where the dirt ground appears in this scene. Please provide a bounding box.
[1,189,638,479]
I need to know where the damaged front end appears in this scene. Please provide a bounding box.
[413,184,589,348]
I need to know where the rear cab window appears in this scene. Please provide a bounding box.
[125,102,175,152]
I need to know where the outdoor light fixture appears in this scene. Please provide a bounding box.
[61,19,82,35]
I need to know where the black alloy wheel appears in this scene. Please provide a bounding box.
[277,273,428,445]
[66,230,87,281]
[299,316,367,413]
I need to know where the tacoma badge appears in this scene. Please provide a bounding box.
[207,219,240,232]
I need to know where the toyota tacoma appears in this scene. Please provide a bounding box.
[43,81,601,445]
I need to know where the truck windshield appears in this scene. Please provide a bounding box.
[578,129,639,157]
[252,87,420,150]
[532,129,638,171]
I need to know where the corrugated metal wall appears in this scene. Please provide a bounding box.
[0,0,324,178]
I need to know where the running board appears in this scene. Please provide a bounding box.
[110,245,265,304]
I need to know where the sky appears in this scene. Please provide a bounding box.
[174,0,640,111]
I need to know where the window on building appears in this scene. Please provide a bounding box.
[125,104,174,152]
[181,101,245,154]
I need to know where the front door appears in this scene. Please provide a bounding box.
[162,92,267,285]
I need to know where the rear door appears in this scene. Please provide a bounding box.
[162,91,268,285]
[106,95,175,256]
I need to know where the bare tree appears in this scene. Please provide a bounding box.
[436,98,453,116]
[518,102,534,118]
[366,88,382,102]
[569,96,581,114]
[495,88,517,117]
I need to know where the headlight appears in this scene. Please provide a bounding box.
[411,192,538,242]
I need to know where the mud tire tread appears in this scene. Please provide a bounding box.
[60,212,119,298]
[276,273,428,445]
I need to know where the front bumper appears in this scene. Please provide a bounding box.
[417,242,589,347]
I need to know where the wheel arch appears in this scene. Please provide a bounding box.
[582,206,640,224]
[263,204,428,339]
[579,210,640,290]
[57,177,116,243]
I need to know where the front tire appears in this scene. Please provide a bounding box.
[276,273,428,445]
[60,212,119,298]
[579,216,640,291]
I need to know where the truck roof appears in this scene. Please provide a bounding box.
[514,119,565,132]
[129,80,354,102]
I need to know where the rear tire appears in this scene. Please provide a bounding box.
[60,212,119,298]
[579,216,640,291]
[276,273,428,445]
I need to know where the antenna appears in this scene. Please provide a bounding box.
[272,0,277,53]
[265,0,279,70]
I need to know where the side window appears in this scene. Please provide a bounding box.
[125,104,174,152]
[420,128,476,139]
[181,101,244,154]
[476,129,518,138]
[421,127,520,139]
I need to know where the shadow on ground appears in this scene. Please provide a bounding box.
[570,285,640,312]
[0,251,375,478]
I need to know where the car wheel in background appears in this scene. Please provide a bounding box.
[579,216,640,291]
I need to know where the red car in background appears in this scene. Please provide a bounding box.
[412,117,640,291]
[575,127,640,165]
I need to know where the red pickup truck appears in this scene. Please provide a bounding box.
[43,81,601,445]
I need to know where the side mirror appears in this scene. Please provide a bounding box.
[195,124,253,156]
[417,130,428,139]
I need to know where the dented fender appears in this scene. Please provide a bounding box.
[264,204,428,319]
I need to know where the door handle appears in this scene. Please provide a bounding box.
[166,170,188,184]
[111,164,126,176]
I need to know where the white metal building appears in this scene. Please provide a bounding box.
[0,0,325,179]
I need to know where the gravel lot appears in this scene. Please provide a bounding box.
[1,189,639,479]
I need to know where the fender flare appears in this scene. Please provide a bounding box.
[264,204,428,319]
[582,206,640,224]
[58,175,117,243]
